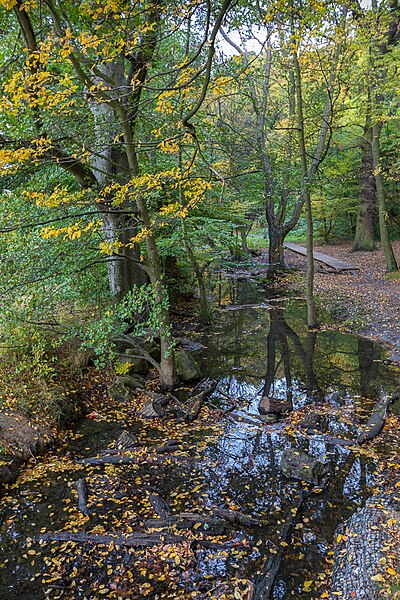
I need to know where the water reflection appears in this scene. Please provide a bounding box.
[0,275,398,599]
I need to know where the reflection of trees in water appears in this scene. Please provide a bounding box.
[261,306,322,410]
[358,338,381,398]
[205,278,388,400]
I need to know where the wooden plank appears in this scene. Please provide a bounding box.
[283,242,359,274]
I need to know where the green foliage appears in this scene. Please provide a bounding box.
[80,284,170,368]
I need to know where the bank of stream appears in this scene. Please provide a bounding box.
[0,272,399,599]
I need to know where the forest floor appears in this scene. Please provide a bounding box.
[283,240,400,361]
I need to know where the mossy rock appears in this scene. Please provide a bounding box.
[109,376,145,402]
[117,351,149,376]
[281,448,328,485]
[175,350,201,382]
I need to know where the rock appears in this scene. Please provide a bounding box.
[0,455,24,485]
[114,336,161,364]
[390,396,400,416]
[280,449,328,485]
[117,376,145,389]
[258,397,292,415]
[299,412,326,433]
[118,350,149,376]
[108,380,132,402]
[178,338,205,352]
[175,350,201,382]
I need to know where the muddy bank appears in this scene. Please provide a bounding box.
[0,413,55,485]
[0,369,106,487]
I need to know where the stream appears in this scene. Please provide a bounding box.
[0,273,399,599]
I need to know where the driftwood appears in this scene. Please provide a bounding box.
[36,531,184,547]
[74,478,90,516]
[116,431,139,449]
[184,380,217,423]
[357,393,392,444]
[149,494,171,517]
[213,508,263,528]
[143,508,262,531]
[77,453,194,466]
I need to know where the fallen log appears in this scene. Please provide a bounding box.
[77,453,194,466]
[143,508,262,530]
[155,444,181,454]
[138,401,165,418]
[149,494,171,517]
[184,380,217,423]
[213,508,263,528]
[357,393,392,444]
[74,478,90,517]
[294,432,357,448]
[142,513,228,535]
[36,531,184,547]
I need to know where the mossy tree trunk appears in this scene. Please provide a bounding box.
[353,109,377,252]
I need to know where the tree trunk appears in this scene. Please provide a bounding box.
[293,50,318,327]
[371,122,398,273]
[353,113,377,252]
[87,60,147,298]
[101,210,147,299]
[267,228,285,275]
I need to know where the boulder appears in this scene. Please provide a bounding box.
[108,380,132,402]
[175,350,201,382]
[280,448,328,485]
[117,375,145,389]
[178,338,205,352]
[117,350,149,376]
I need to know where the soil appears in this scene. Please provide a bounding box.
[284,240,400,361]
[0,413,54,484]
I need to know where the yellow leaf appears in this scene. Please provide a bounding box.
[387,567,397,576]
[371,574,385,582]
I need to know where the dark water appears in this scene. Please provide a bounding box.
[0,275,399,599]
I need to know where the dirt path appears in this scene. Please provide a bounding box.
[284,241,400,361]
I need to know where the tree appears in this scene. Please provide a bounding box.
[352,0,400,268]
[0,0,233,386]
[213,1,349,283]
